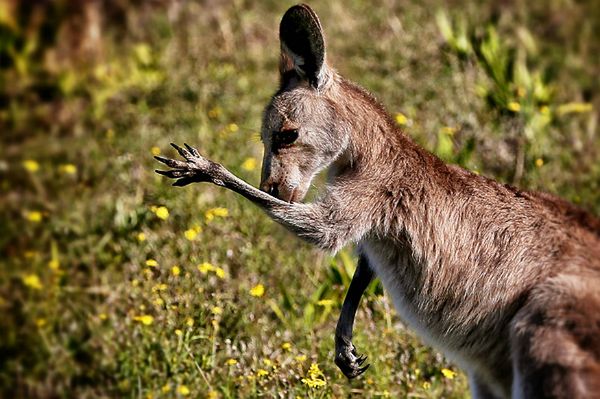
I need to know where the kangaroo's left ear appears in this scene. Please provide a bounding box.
[279,4,327,89]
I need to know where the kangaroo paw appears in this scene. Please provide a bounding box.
[335,336,370,379]
[154,143,221,186]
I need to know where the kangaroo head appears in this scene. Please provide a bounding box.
[260,4,349,203]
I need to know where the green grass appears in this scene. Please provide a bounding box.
[1,1,598,397]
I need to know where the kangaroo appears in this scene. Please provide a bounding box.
[155,4,600,398]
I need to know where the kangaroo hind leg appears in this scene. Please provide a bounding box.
[510,276,600,399]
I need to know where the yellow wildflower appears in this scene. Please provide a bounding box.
[151,146,161,156]
[227,123,239,132]
[153,297,164,306]
[184,228,198,241]
[535,158,544,168]
[540,105,550,115]
[301,377,326,388]
[205,207,228,221]
[36,318,47,327]
[241,157,257,171]
[295,355,307,363]
[197,262,215,274]
[422,381,431,390]
[137,232,146,242]
[250,284,265,297]
[214,267,227,279]
[177,385,190,396]
[301,362,326,388]
[58,163,77,175]
[23,274,43,290]
[145,259,158,267]
[152,206,169,220]
[133,315,154,325]
[161,384,171,393]
[441,368,456,379]
[281,342,292,351]
[175,329,183,337]
[48,259,60,271]
[507,101,521,112]
[171,265,181,276]
[317,299,335,307]
[207,391,218,399]
[256,369,269,378]
[186,317,194,327]
[211,306,223,315]
[151,283,166,293]
[25,211,42,223]
[22,159,39,172]
[99,313,108,320]
[262,358,273,367]
[395,113,408,125]
[226,358,238,366]
[308,363,324,378]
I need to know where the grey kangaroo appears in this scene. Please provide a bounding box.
[156,4,600,398]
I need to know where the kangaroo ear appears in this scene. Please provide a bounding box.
[279,4,327,89]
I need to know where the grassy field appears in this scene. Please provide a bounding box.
[1,1,599,397]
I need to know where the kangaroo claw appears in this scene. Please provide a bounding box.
[154,143,218,186]
[335,337,371,379]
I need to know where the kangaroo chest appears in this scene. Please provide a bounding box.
[359,238,488,371]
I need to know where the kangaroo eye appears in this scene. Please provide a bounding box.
[272,129,299,147]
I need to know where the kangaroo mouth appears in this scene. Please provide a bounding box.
[278,186,301,203]
[289,187,298,203]
[275,187,297,203]
[262,182,304,203]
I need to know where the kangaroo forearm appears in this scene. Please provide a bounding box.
[155,144,364,251]
[219,168,348,250]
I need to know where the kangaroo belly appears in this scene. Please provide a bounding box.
[359,238,513,395]
[360,241,472,364]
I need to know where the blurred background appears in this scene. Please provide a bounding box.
[1,0,598,397]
